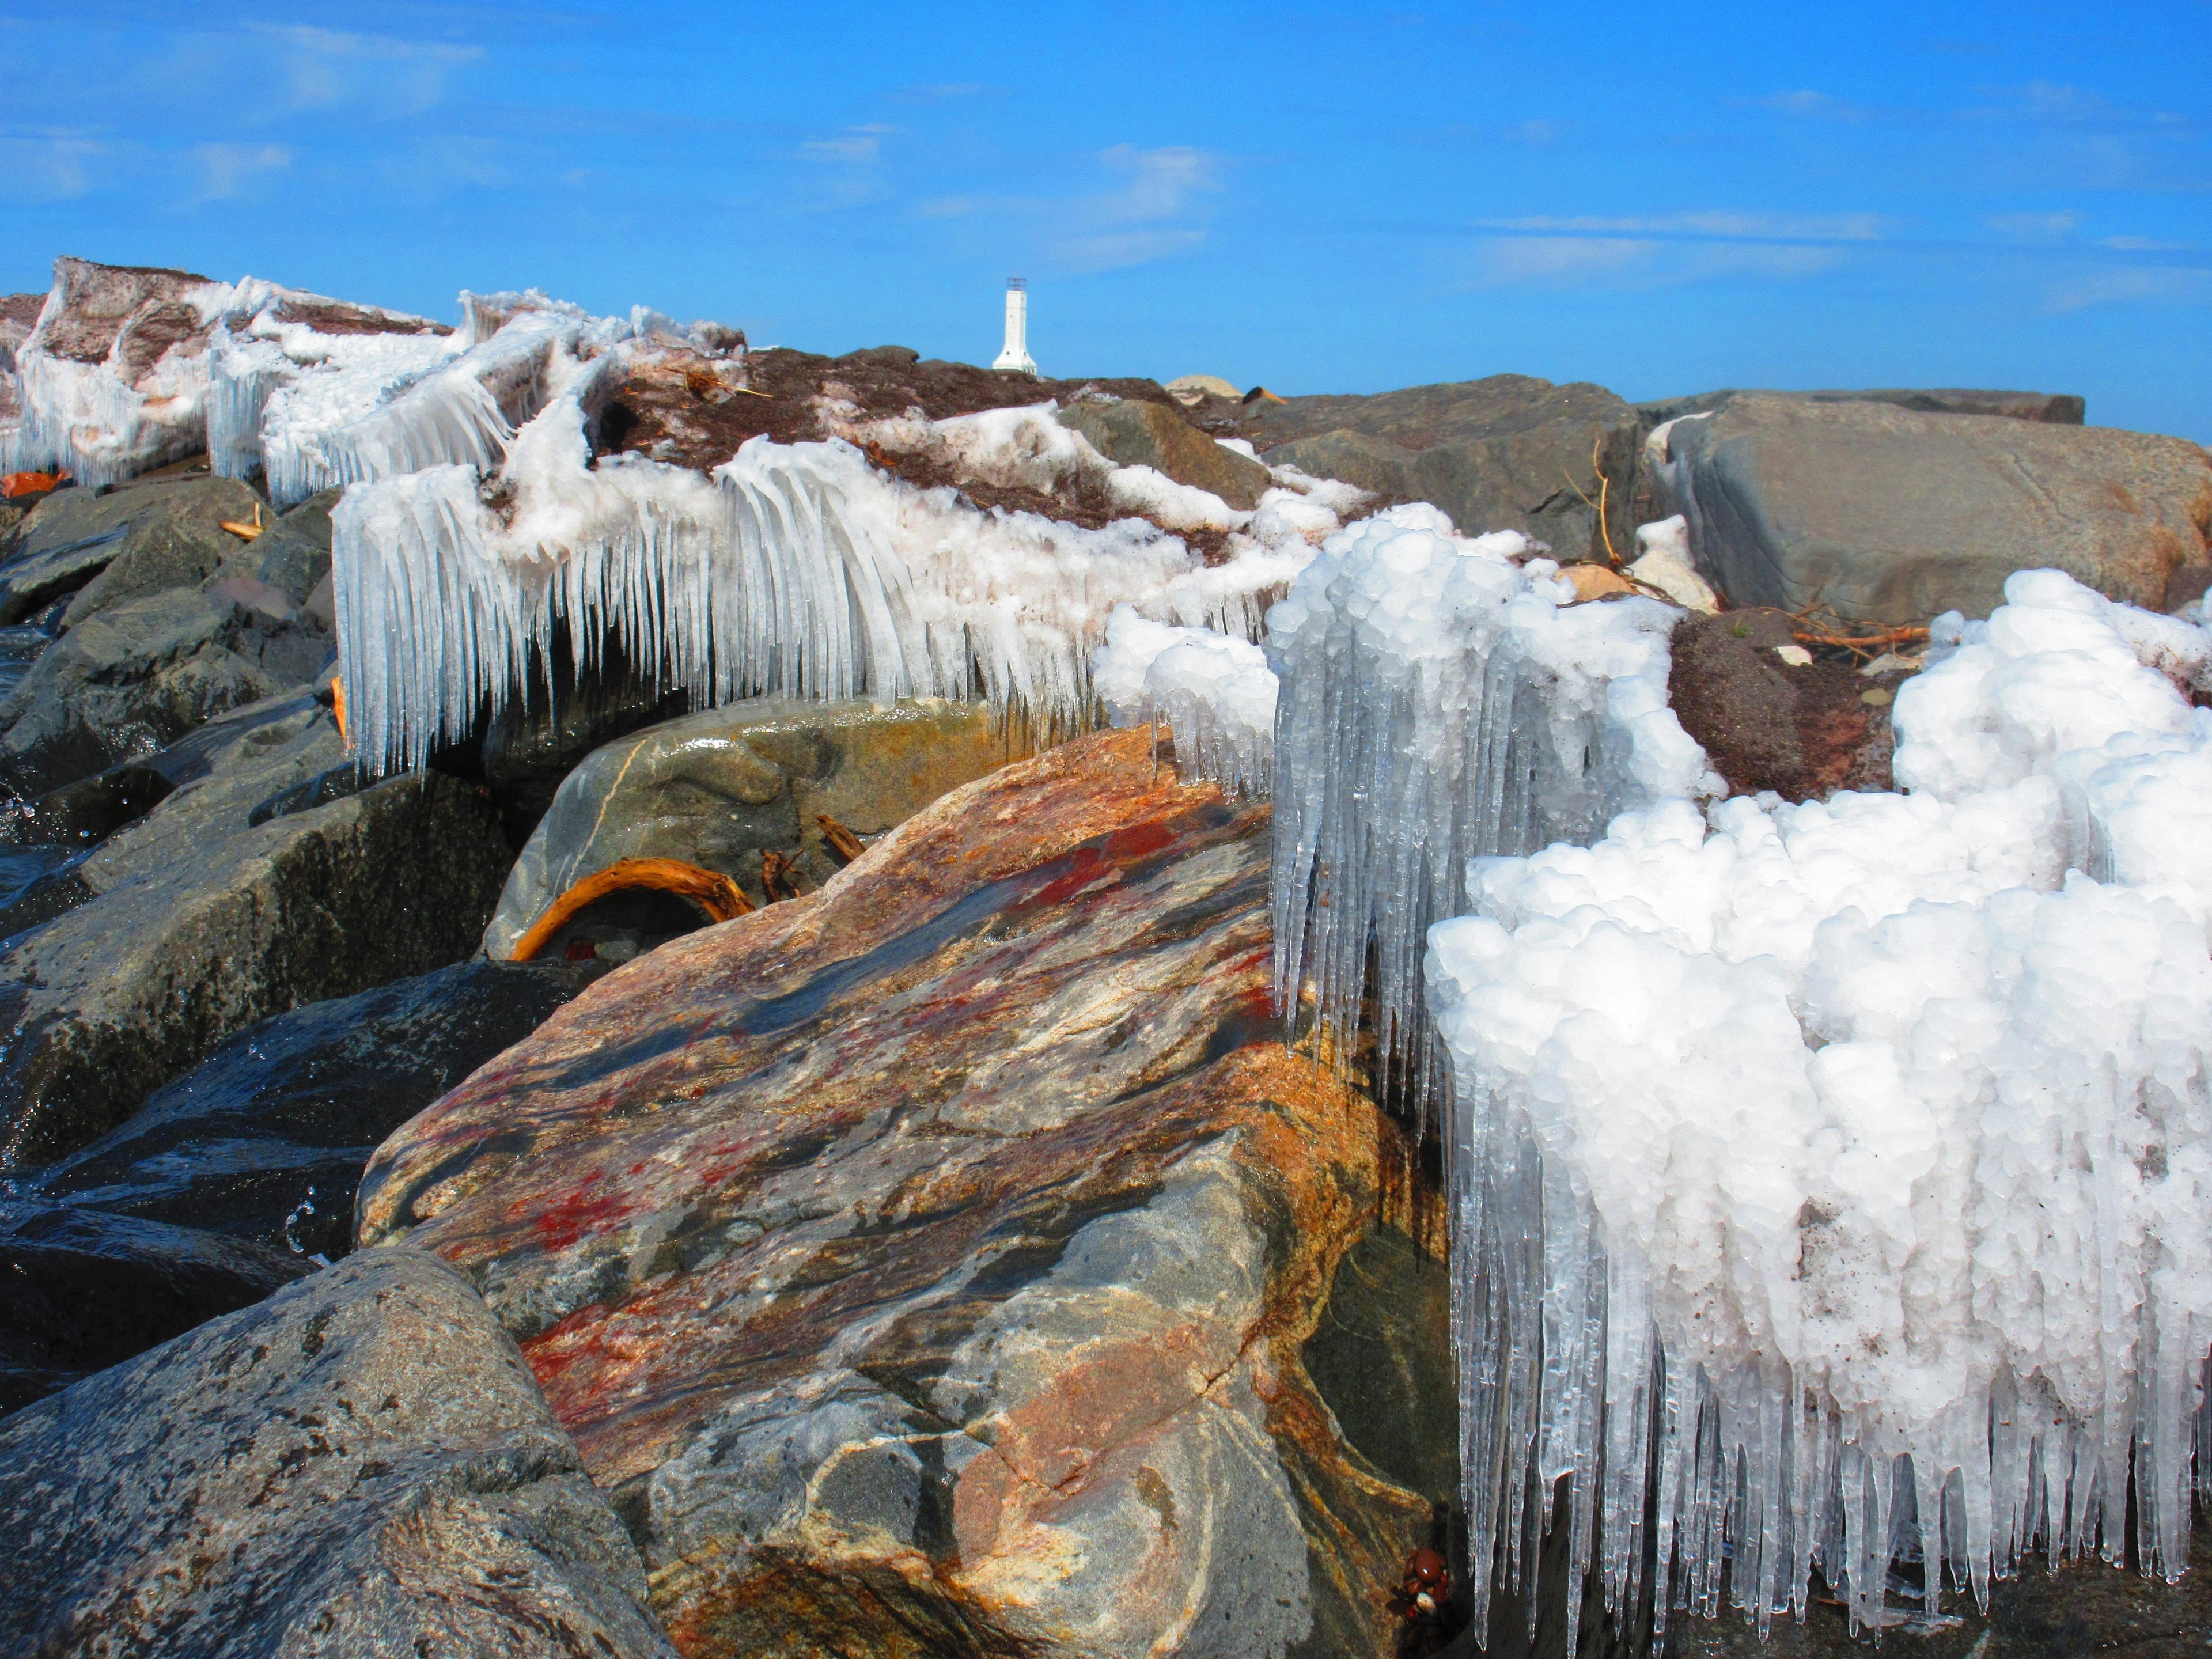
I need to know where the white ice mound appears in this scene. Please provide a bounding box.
[1092,604,1278,796]
[1268,505,1718,1101]
[1425,567,2212,1645]
[334,391,1332,774]
[210,290,645,509]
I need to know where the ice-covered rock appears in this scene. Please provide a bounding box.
[332,382,1336,775]
[1267,503,1718,1103]
[1423,569,2212,1643]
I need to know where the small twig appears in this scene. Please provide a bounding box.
[1791,625,1931,652]
[816,814,866,863]
[1559,435,1621,569]
[730,385,774,398]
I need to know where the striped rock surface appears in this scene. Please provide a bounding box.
[359,728,1435,1659]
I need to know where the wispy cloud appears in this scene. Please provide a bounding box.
[0,125,107,200]
[799,124,893,164]
[1983,210,2081,241]
[1465,210,1888,289]
[190,141,290,200]
[251,24,482,116]
[2046,266,2212,311]
[1044,145,1223,272]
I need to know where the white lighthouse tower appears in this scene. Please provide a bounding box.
[992,278,1037,376]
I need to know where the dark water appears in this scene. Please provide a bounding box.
[0,626,46,706]
[0,844,78,912]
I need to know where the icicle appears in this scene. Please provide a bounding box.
[333,392,1336,777]
[1417,569,2212,1645]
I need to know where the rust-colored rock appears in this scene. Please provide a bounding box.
[361,729,1436,1658]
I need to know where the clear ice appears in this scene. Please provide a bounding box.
[334,379,1336,774]
[1420,569,2212,1646]
[1266,503,1715,1106]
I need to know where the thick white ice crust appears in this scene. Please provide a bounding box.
[1092,604,1279,796]
[210,291,647,508]
[334,392,1332,774]
[1267,505,1718,1102]
[1425,569,2212,1643]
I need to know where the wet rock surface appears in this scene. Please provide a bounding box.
[0,706,513,1166]
[1650,395,2212,623]
[1664,1527,2212,1658]
[480,696,1024,959]
[0,471,268,627]
[1235,374,1640,560]
[0,1247,680,1657]
[18,957,601,1260]
[0,1202,310,1412]
[362,728,1435,1659]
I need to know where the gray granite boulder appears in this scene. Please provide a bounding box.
[0,1202,310,1413]
[1240,374,1639,559]
[480,697,1017,960]
[0,1247,679,1657]
[21,957,600,1260]
[1056,396,1274,509]
[1651,395,2212,623]
[0,696,513,1166]
[0,583,331,795]
[0,471,270,627]
[1635,386,2087,429]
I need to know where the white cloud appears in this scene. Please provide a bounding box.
[1465,210,1883,289]
[1051,227,1207,275]
[252,24,481,116]
[1984,210,2081,240]
[2046,266,2212,312]
[191,141,290,201]
[1039,145,1224,272]
[1092,145,1219,223]
[800,124,893,164]
[0,126,106,200]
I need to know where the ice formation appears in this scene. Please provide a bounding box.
[1092,604,1278,796]
[1267,506,1717,1102]
[334,387,1341,774]
[1424,569,2212,1643]
[209,289,656,509]
[2,259,236,487]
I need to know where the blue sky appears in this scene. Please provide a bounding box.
[3,2,2208,438]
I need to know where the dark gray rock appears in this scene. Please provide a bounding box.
[0,1202,309,1413]
[0,472,269,627]
[479,697,1019,959]
[1056,396,1274,510]
[0,1247,679,1658]
[1636,387,2087,429]
[1650,395,2212,623]
[475,656,692,847]
[20,957,601,1260]
[1242,374,1639,560]
[1304,1225,1459,1507]
[0,708,514,1166]
[203,486,339,607]
[0,582,331,795]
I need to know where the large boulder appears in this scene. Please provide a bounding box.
[361,728,1439,1659]
[480,697,1020,959]
[1238,374,1639,559]
[0,582,329,795]
[0,473,271,626]
[1635,386,2087,429]
[1056,397,1273,509]
[0,1202,309,1412]
[23,957,601,1260]
[0,698,514,1165]
[1650,395,2212,623]
[0,1247,680,1657]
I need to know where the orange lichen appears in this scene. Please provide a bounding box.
[510,856,754,963]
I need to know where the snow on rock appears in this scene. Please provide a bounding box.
[1268,503,1718,1103]
[1628,514,1721,613]
[335,381,1339,775]
[1424,567,2212,1645]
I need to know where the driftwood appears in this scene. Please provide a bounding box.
[510,856,753,962]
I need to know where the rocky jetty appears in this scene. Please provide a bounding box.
[3,254,2210,1658]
